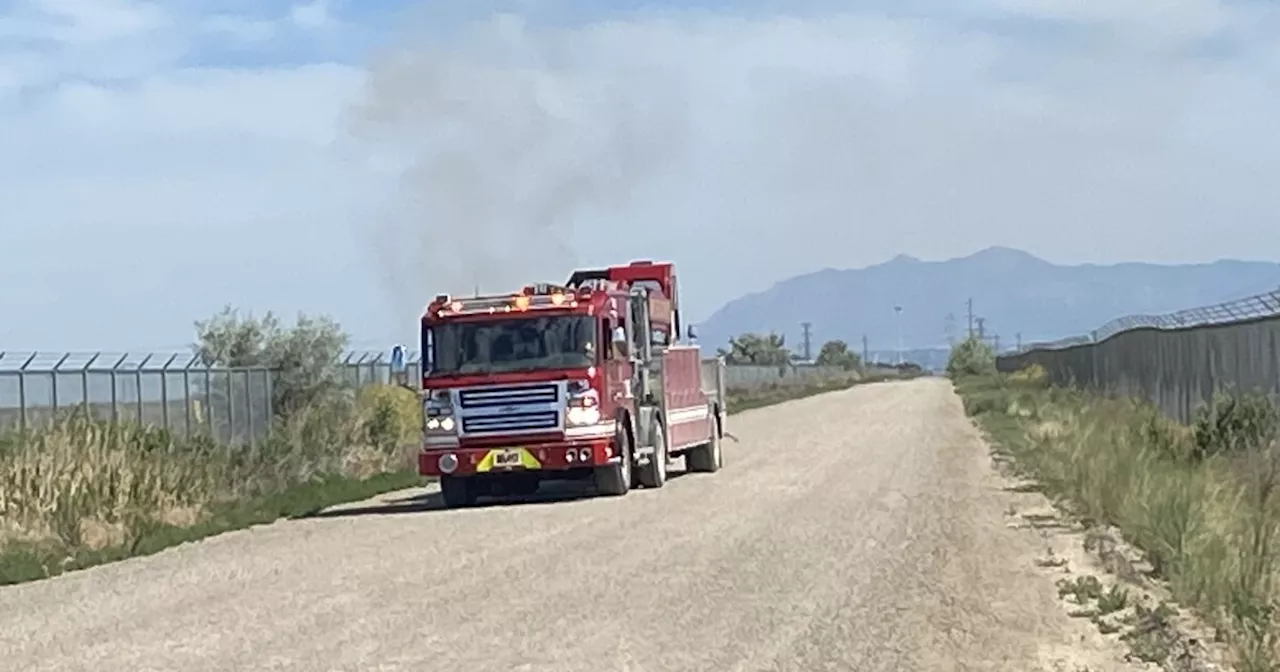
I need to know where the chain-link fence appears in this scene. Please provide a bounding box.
[0,352,272,445]
[337,350,883,392]
[0,348,882,442]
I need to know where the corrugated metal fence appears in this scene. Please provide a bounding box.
[996,288,1280,424]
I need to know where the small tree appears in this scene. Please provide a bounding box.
[814,339,862,371]
[717,332,792,366]
[946,336,996,379]
[194,306,350,419]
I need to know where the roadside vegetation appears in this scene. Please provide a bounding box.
[0,324,902,586]
[949,336,1280,671]
[720,331,922,412]
[0,307,422,586]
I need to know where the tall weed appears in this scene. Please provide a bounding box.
[0,384,419,557]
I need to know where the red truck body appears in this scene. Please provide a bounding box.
[411,261,726,506]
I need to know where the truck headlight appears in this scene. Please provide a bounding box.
[423,389,455,433]
[426,416,456,432]
[566,383,601,426]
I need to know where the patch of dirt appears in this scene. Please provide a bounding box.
[994,469,1235,671]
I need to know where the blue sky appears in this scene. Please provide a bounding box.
[3,0,1280,352]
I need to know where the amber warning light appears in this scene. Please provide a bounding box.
[434,286,583,316]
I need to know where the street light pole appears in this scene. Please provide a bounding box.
[896,304,906,363]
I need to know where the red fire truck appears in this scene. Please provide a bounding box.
[393,261,727,508]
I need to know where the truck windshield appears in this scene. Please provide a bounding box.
[429,315,596,375]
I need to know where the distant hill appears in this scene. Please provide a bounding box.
[694,246,1280,356]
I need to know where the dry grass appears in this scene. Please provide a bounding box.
[957,372,1280,671]
[0,384,421,573]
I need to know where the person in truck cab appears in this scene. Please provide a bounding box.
[514,324,543,360]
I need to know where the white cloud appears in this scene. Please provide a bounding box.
[7,0,170,44]
[290,0,332,30]
[201,14,278,44]
[4,0,1280,349]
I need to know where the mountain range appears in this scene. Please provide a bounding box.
[693,246,1280,360]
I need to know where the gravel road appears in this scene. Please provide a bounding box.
[0,378,1139,672]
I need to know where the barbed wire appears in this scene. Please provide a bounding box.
[1015,287,1280,353]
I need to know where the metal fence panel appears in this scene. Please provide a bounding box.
[0,352,273,445]
[998,287,1280,424]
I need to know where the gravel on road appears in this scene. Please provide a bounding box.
[0,378,1140,672]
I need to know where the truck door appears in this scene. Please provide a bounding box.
[603,298,633,409]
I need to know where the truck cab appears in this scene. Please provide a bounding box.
[399,261,726,508]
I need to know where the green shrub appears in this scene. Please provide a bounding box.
[946,336,996,379]
[193,306,349,418]
[1192,390,1278,461]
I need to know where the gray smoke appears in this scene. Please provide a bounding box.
[347,12,691,319]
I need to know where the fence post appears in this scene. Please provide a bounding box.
[265,368,275,421]
[82,352,100,419]
[244,369,253,445]
[204,368,213,440]
[136,354,152,425]
[50,352,70,416]
[226,368,236,444]
[160,354,177,433]
[183,356,193,439]
[18,353,36,433]
[109,353,126,424]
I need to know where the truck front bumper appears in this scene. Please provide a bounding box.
[419,437,617,478]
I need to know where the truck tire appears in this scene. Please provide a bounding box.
[637,422,668,489]
[686,413,722,474]
[440,475,478,508]
[594,427,633,496]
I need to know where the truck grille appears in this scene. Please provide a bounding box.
[457,383,563,435]
[458,383,560,408]
[462,411,560,434]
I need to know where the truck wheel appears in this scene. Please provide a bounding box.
[637,422,668,489]
[440,475,478,508]
[686,414,722,473]
[594,428,633,496]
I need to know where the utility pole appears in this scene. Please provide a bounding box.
[800,322,813,362]
[945,313,956,347]
[994,334,1000,353]
[976,317,986,342]
[862,334,869,364]
[1016,332,1022,352]
[893,305,904,365]
[967,298,974,339]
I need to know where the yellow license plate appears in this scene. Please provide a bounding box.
[492,448,524,468]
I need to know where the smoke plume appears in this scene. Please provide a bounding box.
[347,11,691,320]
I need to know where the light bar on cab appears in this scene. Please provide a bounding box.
[433,286,587,317]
